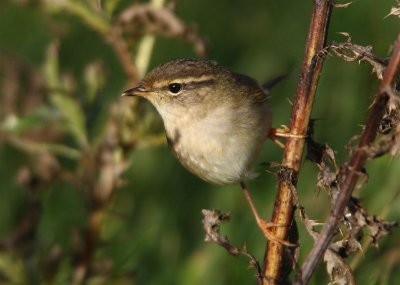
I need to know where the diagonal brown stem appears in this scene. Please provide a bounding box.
[262,1,332,284]
[295,33,400,285]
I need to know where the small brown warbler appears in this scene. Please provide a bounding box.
[123,59,294,245]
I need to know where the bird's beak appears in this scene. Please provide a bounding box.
[121,85,148,97]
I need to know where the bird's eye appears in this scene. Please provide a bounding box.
[168,83,183,94]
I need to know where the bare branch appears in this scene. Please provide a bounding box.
[326,34,388,79]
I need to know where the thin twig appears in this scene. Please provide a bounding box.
[295,33,400,285]
[106,30,140,83]
[134,0,165,77]
[262,1,332,284]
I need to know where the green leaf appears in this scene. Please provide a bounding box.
[0,253,26,284]
[84,61,105,103]
[2,107,61,135]
[43,0,110,34]
[42,41,88,148]
[51,93,88,148]
[103,0,123,16]
[6,135,81,160]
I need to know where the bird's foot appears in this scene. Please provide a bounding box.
[268,126,307,149]
[257,219,297,247]
[240,182,297,247]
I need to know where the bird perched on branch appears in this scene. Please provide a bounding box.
[123,58,297,246]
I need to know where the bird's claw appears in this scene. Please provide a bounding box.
[268,126,307,148]
[258,219,298,247]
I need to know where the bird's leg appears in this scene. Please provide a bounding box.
[240,182,296,247]
[268,126,306,149]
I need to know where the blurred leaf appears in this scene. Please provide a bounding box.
[0,252,26,284]
[84,61,106,103]
[6,134,81,159]
[2,107,60,135]
[103,0,123,16]
[51,93,88,148]
[43,0,110,34]
[43,41,88,148]
[43,40,62,92]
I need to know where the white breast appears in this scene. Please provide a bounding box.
[157,104,269,185]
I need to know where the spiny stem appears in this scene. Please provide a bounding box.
[262,1,332,284]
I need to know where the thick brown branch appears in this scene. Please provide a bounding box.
[262,1,332,284]
[295,33,400,285]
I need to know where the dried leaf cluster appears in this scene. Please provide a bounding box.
[117,3,208,56]
[298,35,400,283]
[385,0,400,18]
[202,209,263,284]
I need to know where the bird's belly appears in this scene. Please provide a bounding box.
[162,103,270,185]
[168,128,263,185]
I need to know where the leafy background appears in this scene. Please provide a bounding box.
[0,0,399,284]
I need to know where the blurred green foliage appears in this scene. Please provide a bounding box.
[0,0,399,284]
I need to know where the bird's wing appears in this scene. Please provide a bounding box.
[232,73,268,104]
